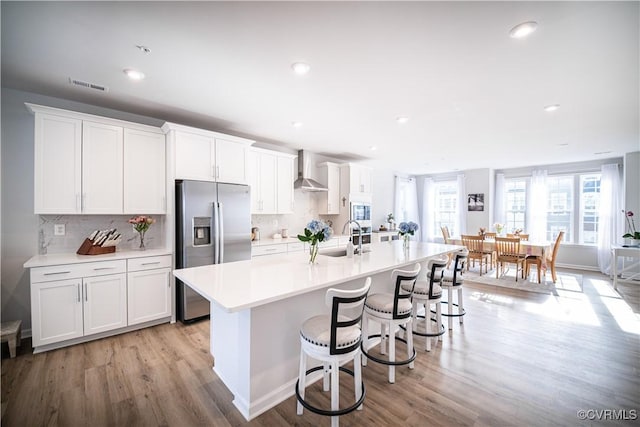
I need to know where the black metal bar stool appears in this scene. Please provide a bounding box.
[361,263,421,383]
[296,278,371,427]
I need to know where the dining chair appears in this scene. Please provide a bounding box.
[525,231,564,283]
[461,234,491,276]
[481,232,497,268]
[440,225,451,243]
[494,237,526,281]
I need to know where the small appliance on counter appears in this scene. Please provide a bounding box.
[251,226,260,241]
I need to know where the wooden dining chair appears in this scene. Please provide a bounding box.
[507,233,529,241]
[481,233,497,268]
[525,231,564,283]
[440,225,451,243]
[494,237,526,281]
[461,235,491,276]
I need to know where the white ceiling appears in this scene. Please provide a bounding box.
[2,1,638,174]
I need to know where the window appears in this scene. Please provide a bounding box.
[505,179,527,232]
[546,176,574,242]
[500,172,601,244]
[434,180,458,236]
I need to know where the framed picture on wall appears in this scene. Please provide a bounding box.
[468,193,484,211]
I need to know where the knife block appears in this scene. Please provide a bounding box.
[76,238,116,255]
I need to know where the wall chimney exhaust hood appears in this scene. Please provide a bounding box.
[294,150,328,192]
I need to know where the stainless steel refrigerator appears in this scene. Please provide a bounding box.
[175,180,251,322]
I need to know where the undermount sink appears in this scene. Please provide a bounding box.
[318,247,371,257]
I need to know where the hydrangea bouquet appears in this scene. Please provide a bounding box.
[298,219,333,263]
[493,222,504,235]
[398,221,419,249]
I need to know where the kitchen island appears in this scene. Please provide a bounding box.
[173,240,463,420]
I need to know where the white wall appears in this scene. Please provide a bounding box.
[464,168,491,234]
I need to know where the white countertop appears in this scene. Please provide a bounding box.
[174,241,463,313]
[24,248,173,268]
[251,234,350,247]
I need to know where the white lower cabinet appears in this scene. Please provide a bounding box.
[31,278,84,347]
[83,273,127,336]
[127,255,172,325]
[29,254,172,351]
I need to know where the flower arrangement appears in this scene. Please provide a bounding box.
[298,219,333,263]
[622,210,640,240]
[513,228,523,235]
[398,221,419,249]
[128,215,155,249]
[494,222,504,235]
[479,227,486,236]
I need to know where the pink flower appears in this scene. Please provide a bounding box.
[627,211,634,217]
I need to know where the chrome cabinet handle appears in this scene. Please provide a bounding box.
[77,284,81,302]
[141,262,161,266]
[84,283,88,301]
[44,271,71,276]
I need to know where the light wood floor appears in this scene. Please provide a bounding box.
[2,269,639,426]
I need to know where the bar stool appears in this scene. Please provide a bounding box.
[438,249,468,331]
[296,278,371,427]
[407,258,447,351]
[361,263,421,383]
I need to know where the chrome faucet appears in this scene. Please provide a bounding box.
[342,220,363,255]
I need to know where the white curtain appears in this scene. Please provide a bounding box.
[527,169,547,241]
[456,174,467,235]
[421,177,435,242]
[394,176,419,238]
[494,173,505,226]
[597,164,623,275]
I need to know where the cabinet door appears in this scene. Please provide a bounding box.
[360,167,373,193]
[31,278,84,347]
[216,138,248,184]
[124,129,166,213]
[82,121,124,213]
[34,113,82,214]
[259,153,278,213]
[83,273,127,336]
[276,156,294,214]
[248,150,261,213]
[326,163,340,214]
[127,268,171,325]
[174,131,215,181]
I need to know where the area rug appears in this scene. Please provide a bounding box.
[461,266,583,295]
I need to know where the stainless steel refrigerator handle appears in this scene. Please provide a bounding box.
[218,202,225,263]
[213,202,220,264]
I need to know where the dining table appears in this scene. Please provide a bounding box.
[450,236,553,269]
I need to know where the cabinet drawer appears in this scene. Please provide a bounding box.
[252,245,287,257]
[287,242,305,253]
[127,255,172,272]
[31,260,126,283]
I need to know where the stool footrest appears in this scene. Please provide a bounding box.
[295,365,366,417]
[435,301,466,318]
[401,315,446,337]
[361,334,417,366]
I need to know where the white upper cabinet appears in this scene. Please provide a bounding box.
[341,163,373,196]
[163,122,253,185]
[318,162,340,215]
[248,148,295,214]
[82,121,123,214]
[276,155,294,214]
[124,129,166,214]
[33,113,82,214]
[28,104,166,215]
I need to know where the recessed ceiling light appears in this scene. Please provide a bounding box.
[544,104,560,112]
[291,62,310,75]
[370,146,377,151]
[123,69,145,80]
[556,143,569,147]
[509,21,538,39]
[396,116,409,124]
[291,121,303,128]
